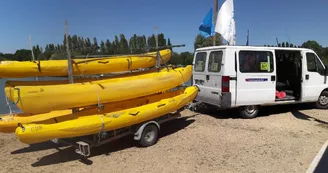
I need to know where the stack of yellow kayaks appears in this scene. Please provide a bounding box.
[0,49,197,144]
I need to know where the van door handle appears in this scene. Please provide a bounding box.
[271,76,276,81]
[206,75,210,80]
[305,74,309,80]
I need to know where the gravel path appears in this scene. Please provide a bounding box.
[1,103,327,173]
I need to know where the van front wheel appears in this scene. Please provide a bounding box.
[316,91,328,109]
[238,105,259,119]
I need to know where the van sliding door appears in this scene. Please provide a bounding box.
[236,50,276,105]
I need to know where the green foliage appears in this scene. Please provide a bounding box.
[147,34,156,52]
[119,34,129,54]
[194,33,222,50]
[14,49,32,61]
[100,41,106,54]
[105,39,112,54]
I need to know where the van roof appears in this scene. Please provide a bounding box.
[195,45,313,52]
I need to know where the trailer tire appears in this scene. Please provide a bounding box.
[138,124,159,147]
[316,91,328,109]
[238,105,259,119]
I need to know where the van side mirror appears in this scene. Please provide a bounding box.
[325,65,328,76]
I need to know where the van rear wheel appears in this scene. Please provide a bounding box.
[316,91,328,109]
[238,105,259,119]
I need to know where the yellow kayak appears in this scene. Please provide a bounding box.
[0,89,184,133]
[0,49,171,78]
[7,66,192,114]
[15,86,198,144]
[4,68,158,98]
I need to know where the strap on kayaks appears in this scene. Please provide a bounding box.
[33,60,41,72]
[18,123,25,132]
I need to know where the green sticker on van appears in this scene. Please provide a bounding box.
[211,63,219,72]
[196,61,204,71]
[260,62,269,71]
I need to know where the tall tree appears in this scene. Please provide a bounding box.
[85,38,92,54]
[157,33,166,49]
[167,38,172,46]
[113,35,120,54]
[105,39,112,55]
[286,42,290,47]
[93,37,98,53]
[147,34,156,52]
[72,35,78,51]
[302,40,323,56]
[14,49,32,61]
[100,40,106,54]
[119,34,129,54]
[281,42,285,47]
[194,34,222,50]
[129,34,137,54]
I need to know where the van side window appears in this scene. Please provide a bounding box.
[208,51,223,72]
[194,52,207,72]
[306,53,325,75]
[239,51,274,73]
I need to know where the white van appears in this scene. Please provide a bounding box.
[192,46,328,118]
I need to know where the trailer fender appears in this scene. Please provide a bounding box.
[134,121,160,140]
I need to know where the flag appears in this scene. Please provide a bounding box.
[229,19,236,45]
[246,30,249,46]
[199,8,215,38]
[215,0,234,42]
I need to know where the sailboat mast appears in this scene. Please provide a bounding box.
[213,0,218,46]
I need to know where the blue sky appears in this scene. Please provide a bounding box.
[0,0,327,53]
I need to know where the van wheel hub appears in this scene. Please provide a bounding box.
[319,95,328,106]
[245,105,256,114]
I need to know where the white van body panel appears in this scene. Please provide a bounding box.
[302,50,327,102]
[193,46,328,109]
[235,49,276,106]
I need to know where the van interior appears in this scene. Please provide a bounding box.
[275,50,302,101]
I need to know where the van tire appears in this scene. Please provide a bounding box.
[316,91,328,109]
[238,105,259,119]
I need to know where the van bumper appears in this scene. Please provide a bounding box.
[220,92,232,109]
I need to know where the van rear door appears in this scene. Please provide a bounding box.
[193,50,223,106]
[236,50,276,105]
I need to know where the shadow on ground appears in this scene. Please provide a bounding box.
[11,141,69,155]
[196,103,317,119]
[291,110,328,126]
[22,115,195,167]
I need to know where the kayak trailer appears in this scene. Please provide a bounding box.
[50,109,184,157]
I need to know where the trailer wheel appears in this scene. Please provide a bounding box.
[316,91,328,109]
[138,124,159,147]
[238,105,259,119]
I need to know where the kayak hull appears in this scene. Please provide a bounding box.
[0,89,184,133]
[8,66,192,114]
[0,49,171,78]
[15,86,198,144]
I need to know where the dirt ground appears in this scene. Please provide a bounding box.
[1,103,328,173]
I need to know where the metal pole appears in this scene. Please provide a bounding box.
[29,34,38,81]
[29,35,35,61]
[65,20,74,84]
[213,0,218,46]
[155,27,160,69]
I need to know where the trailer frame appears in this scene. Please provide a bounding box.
[51,109,184,157]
